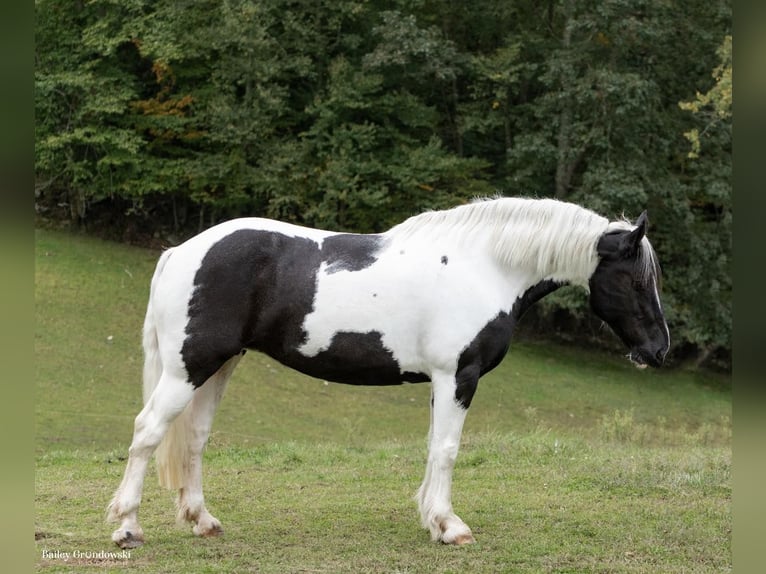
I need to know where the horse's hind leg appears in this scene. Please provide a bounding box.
[107,370,194,548]
[176,355,241,537]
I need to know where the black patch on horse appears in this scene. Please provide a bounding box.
[289,331,429,386]
[182,229,323,388]
[454,279,561,408]
[323,234,384,274]
[181,229,414,388]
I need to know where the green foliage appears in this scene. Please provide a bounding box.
[679,35,732,159]
[35,0,731,367]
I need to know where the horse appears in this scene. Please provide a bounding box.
[106,196,669,548]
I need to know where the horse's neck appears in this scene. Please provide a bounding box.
[494,234,598,288]
[386,199,607,287]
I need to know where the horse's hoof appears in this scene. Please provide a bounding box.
[193,521,223,538]
[451,532,476,545]
[112,528,144,549]
[440,521,475,545]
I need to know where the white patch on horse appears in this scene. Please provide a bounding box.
[297,237,535,378]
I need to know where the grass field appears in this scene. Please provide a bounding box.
[34,228,731,572]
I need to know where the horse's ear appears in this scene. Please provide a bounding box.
[619,211,648,257]
[634,211,649,232]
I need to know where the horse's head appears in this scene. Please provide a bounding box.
[589,212,670,369]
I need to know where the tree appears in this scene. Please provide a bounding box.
[35,0,144,222]
[679,35,732,159]
[672,34,732,366]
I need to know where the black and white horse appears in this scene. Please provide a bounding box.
[107,197,669,548]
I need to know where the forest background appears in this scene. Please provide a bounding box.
[34,0,732,370]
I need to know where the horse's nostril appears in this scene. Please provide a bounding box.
[656,348,666,364]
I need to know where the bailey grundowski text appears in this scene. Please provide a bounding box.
[41,549,132,561]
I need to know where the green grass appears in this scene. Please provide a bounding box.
[36,437,729,573]
[35,228,731,572]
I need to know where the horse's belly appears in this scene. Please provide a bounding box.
[262,330,430,386]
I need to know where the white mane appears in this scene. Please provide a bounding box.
[386,197,655,288]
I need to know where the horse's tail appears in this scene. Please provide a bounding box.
[141,248,189,490]
[141,248,172,405]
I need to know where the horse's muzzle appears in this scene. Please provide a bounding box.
[629,345,667,369]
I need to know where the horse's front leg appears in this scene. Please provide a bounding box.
[416,369,477,545]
